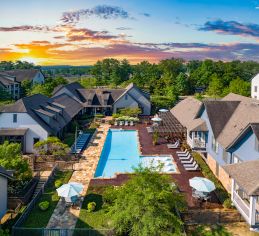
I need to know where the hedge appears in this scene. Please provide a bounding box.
[192,152,230,204]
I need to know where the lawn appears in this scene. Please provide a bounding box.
[22,170,73,228]
[186,224,232,236]
[75,186,111,232]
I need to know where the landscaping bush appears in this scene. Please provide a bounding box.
[192,152,229,203]
[38,201,50,211]
[89,122,100,129]
[54,180,63,188]
[95,114,105,118]
[87,202,96,212]
[223,198,233,209]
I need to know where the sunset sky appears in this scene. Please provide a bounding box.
[1,0,259,65]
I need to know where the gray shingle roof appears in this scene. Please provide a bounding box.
[223,160,259,195]
[0,93,82,135]
[1,69,42,82]
[170,97,203,131]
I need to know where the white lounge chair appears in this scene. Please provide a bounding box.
[183,161,197,168]
[119,121,124,126]
[181,157,194,164]
[114,121,118,126]
[178,154,192,160]
[130,121,134,126]
[146,127,153,133]
[167,140,180,149]
[125,121,129,126]
[185,163,200,171]
[178,152,190,157]
[176,149,188,155]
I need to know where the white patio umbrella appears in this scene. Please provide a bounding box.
[189,177,216,193]
[56,182,83,198]
[159,109,169,112]
[151,117,162,122]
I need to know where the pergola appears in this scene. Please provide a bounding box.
[152,111,186,141]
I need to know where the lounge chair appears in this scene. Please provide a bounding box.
[176,149,188,155]
[167,140,180,149]
[178,154,192,160]
[177,151,190,157]
[119,121,124,126]
[181,157,194,164]
[146,127,153,133]
[114,121,118,126]
[183,161,197,168]
[125,121,129,126]
[185,163,200,171]
[130,121,134,126]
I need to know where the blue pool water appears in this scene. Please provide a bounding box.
[94,129,177,178]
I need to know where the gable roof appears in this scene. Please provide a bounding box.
[170,97,203,131]
[223,160,259,195]
[0,93,82,134]
[203,100,240,139]
[1,69,42,82]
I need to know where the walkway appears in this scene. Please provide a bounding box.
[47,123,110,229]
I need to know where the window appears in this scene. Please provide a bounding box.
[255,137,259,152]
[255,86,258,92]
[125,94,128,100]
[233,154,241,164]
[33,138,40,145]
[13,114,17,123]
[211,136,219,154]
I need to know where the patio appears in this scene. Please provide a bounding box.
[90,121,221,209]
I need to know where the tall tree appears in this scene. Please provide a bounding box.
[207,73,223,97]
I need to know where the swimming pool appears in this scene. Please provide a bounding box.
[94,129,177,178]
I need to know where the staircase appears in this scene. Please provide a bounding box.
[32,171,52,199]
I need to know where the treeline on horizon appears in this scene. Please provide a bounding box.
[1,59,259,109]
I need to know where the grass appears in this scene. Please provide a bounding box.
[192,152,230,204]
[22,170,73,228]
[75,186,111,230]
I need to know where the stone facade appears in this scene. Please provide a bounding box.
[206,153,231,193]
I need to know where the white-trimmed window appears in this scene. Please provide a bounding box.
[13,114,17,123]
[211,136,219,154]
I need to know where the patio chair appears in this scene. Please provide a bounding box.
[178,154,192,160]
[176,149,188,155]
[177,151,190,157]
[125,121,129,126]
[119,121,124,126]
[183,161,197,168]
[114,121,118,126]
[146,127,153,133]
[181,157,194,164]
[184,163,200,171]
[167,140,180,149]
[130,121,134,126]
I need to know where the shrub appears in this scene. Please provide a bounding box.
[38,201,50,211]
[87,201,96,212]
[223,198,233,209]
[55,180,63,188]
[89,122,100,129]
[95,114,105,118]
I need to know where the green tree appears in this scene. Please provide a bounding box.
[175,72,190,95]
[207,73,223,98]
[0,141,32,180]
[224,77,250,97]
[34,137,70,156]
[106,166,186,236]
[21,79,32,96]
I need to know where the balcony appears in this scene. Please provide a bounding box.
[187,135,206,150]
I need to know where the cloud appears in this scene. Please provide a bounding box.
[199,19,259,39]
[0,25,62,33]
[61,5,133,24]
[116,27,132,30]
[65,27,120,42]
[256,6,259,9]
[141,13,151,17]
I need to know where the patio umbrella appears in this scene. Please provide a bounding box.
[189,177,216,193]
[151,117,162,122]
[56,182,83,198]
[159,109,169,112]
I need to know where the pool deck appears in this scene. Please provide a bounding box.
[90,123,221,209]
